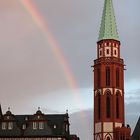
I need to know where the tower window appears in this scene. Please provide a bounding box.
[107,49,109,54]
[116,93,120,119]
[106,67,110,86]
[106,92,111,118]
[97,68,101,87]
[107,137,110,140]
[114,50,117,55]
[100,50,102,56]
[116,68,120,87]
[98,93,101,120]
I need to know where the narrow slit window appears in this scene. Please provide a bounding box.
[98,94,101,120]
[97,68,101,87]
[116,68,120,87]
[116,94,120,119]
[106,67,110,86]
[106,93,111,118]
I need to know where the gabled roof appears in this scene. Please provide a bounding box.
[98,0,119,42]
[132,117,140,140]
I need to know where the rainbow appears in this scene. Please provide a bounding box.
[18,0,85,108]
[19,0,77,90]
[18,0,90,136]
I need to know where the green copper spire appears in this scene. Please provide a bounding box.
[98,0,119,41]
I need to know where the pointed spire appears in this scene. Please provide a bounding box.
[98,0,119,42]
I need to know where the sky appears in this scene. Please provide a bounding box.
[0,0,140,140]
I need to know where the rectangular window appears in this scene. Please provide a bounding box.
[33,122,37,129]
[8,122,13,130]
[22,124,26,130]
[39,122,44,129]
[107,49,109,54]
[2,122,6,130]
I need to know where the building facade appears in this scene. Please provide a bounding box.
[0,106,79,140]
[93,0,131,140]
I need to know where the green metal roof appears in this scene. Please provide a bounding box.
[98,0,119,41]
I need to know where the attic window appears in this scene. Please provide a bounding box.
[33,122,37,129]
[39,122,44,129]
[22,124,26,130]
[7,116,10,119]
[37,116,40,119]
[25,117,28,121]
[8,122,13,130]
[54,125,56,129]
[2,122,6,130]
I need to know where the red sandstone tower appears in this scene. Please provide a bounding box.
[93,0,131,140]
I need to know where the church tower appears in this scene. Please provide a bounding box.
[93,0,131,140]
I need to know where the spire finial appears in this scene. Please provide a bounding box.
[8,107,10,111]
[98,0,119,41]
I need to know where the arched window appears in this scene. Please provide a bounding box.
[106,67,110,86]
[116,68,120,87]
[97,68,101,87]
[116,93,120,118]
[98,93,101,120]
[106,92,111,118]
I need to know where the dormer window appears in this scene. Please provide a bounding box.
[37,115,40,119]
[2,122,6,130]
[39,122,44,129]
[33,122,37,129]
[8,122,13,130]
[54,125,56,129]
[65,124,68,132]
[22,124,26,130]
[25,116,28,121]
[7,116,10,119]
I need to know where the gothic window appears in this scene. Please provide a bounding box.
[98,93,101,120]
[116,68,120,87]
[107,137,110,140]
[106,67,110,86]
[106,92,111,118]
[116,93,119,118]
[97,68,101,87]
